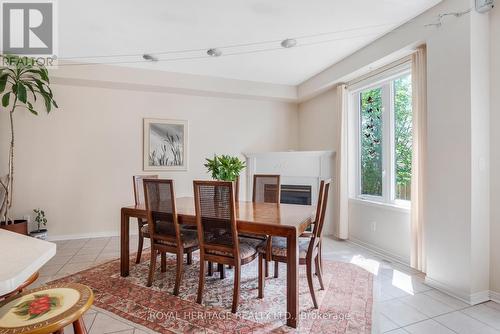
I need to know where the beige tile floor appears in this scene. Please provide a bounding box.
[31,235,500,334]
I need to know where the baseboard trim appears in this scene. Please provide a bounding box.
[490,290,500,304]
[470,290,491,305]
[48,230,138,241]
[424,276,490,305]
[347,237,410,267]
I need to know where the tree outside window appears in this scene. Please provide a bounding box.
[394,75,412,200]
[357,72,412,203]
[360,88,383,196]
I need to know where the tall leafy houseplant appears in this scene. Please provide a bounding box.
[204,155,246,181]
[0,55,58,224]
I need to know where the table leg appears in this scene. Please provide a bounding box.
[73,318,87,334]
[120,209,130,277]
[286,229,298,328]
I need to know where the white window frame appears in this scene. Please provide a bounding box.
[350,63,411,208]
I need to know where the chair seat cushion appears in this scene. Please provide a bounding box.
[257,236,311,259]
[140,224,150,237]
[140,225,198,249]
[206,236,261,259]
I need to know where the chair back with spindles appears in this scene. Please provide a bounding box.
[309,179,332,252]
[193,180,239,260]
[133,175,158,205]
[252,174,281,203]
[143,179,181,247]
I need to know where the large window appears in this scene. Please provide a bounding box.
[355,69,412,204]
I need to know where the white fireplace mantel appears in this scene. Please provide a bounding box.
[242,150,335,204]
[243,150,335,159]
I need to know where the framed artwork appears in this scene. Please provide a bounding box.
[143,118,188,171]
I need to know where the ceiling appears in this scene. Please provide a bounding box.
[59,0,441,85]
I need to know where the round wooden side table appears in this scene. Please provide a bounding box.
[0,283,94,334]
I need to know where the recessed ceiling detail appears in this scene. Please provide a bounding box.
[58,0,442,85]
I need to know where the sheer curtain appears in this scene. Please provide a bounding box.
[335,84,349,239]
[410,46,427,272]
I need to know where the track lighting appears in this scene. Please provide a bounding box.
[142,54,158,62]
[207,48,222,57]
[281,38,297,48]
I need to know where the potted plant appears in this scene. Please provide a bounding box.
[30,209,48,240]
[0,55,58,234]
[204,154,246,202]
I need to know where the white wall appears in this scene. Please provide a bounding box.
[297,88,337,236]
[490,6,500,298]
[424,13,475,298]
[469,7,491,297]
[298,88,338,151]
[297,0,493,302]
[51,63,297,102]
[0,67,298,238]
[349,201,410,264]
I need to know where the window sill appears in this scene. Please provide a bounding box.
[349,197,411,213]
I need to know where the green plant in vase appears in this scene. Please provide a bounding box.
[33,209,47,232]
[204,154,245,181]
[30,208,48,239]
[204,155,245,202]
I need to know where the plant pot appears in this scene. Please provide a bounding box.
[213,180,239,203]
[0,219,28,235]
[30,229,48,240]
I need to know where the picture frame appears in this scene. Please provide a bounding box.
[143,118,188,171]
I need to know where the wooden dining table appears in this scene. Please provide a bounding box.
[120,196,316,328]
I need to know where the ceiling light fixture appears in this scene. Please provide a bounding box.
[142,54,158,62]
[281,38,297,48]
[207,48,222,57]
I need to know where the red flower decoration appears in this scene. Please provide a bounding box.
[29,296,51,315]
[14,294,61,320]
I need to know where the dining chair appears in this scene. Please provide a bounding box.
[252,174,281,203]
[193,180,261,313]
[257,179,331,309]
[133,174,158,264]
[143,179,199,295]
[252,174,281,277]
[218,175,242,274]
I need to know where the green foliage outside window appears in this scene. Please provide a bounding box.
[360,88,383,196]
[394,76,412,200]
[359,74,412,200]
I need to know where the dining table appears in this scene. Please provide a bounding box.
[120,196,316,328]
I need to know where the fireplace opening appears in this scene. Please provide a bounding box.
[280,185,312,206]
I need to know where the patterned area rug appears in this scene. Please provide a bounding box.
[50,251,373,333]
